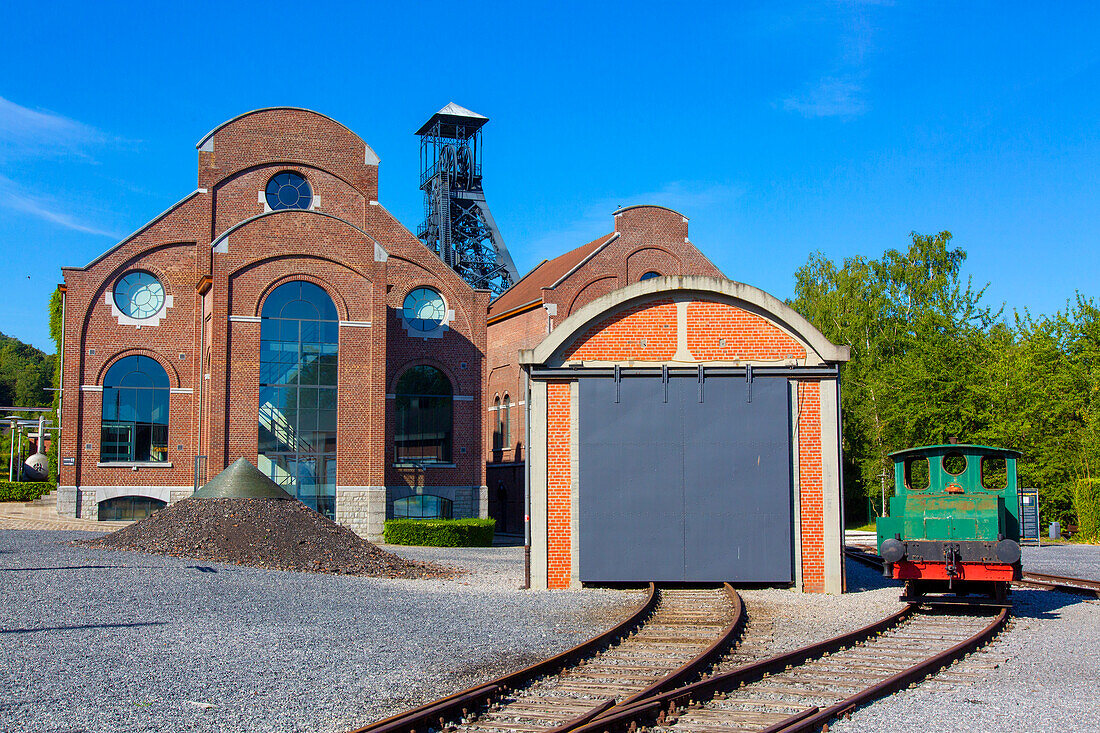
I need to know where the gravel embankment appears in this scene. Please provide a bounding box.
[0,530,640,733]
[81,498,452,579]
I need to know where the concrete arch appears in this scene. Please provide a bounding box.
[252,271,352,322]
[210,208,386,257]
[521,275,850,366]
[211,160,365,198]
[95,348,182,388]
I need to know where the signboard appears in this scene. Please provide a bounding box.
[1019,488,1040,546]
[62,457,75,466]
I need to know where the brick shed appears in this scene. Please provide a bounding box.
[520,276,851,593]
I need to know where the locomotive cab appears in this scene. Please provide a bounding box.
[876,443,1022,605]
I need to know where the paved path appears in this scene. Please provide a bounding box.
[0,499,129,532]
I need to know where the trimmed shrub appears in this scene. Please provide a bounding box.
[1073,479,1100,541]
[384,518,495,547]
[0,482,55,502]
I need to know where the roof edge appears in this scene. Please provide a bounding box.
[70,189,204,271]
[195,107,371,153]
[521,275,851,366]
[888,444,1023,459]
[612,204,689,220]
[549,232,618,289]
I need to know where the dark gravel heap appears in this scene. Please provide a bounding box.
[79,497,455,579]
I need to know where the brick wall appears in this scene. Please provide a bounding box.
[546,382,572,589]
[58,108,486,528]
[536,289,836,592]
[561,299,678,361]
[797,381,824,592]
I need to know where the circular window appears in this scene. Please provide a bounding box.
[640,271,661,281]
[943,451,967,476]
[403,288,447,332]
[265,171,313,211]
[114,272,166,320]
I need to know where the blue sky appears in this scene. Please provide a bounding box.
[3,1,1097,352]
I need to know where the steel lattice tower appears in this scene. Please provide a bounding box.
[416,103,518,297]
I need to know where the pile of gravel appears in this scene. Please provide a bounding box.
[78,497,454,579]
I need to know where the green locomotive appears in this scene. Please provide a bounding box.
[876,443,1023,605]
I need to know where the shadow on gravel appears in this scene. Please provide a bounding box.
[0,620,169,635]
[1009,588,1093,619]
[0,564,161,572]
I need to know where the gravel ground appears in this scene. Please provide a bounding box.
[5,530,1096,733]
[1021,543,1100,579]
[0,530,640,733]
[830,544,1100,733]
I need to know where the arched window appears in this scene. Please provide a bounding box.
[503,393,511,450]
[492,395,502,452]
[393,495,453,519]
[258,281,339,517]
[640,271,661,281]
[99,496,166,521]
[395,365,452,463]
[101,355,170,462]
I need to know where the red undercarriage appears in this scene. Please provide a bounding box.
[893,561,1019,582]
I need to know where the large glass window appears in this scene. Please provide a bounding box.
[395,365,453,463]
[393,495,453,519]
[258,281,339,518]
[101,355,170,462]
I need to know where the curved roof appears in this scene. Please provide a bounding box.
[520,275,851,366]
[196,107,367,150]
[889,444,1022,460]
[612,204,689,220]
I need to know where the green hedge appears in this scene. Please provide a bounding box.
[1073,479,1100,541]
[384,518,496,547]
[0,482,55,502]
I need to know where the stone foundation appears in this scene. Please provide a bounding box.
[336,486,386,542]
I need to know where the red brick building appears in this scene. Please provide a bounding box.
[485,206,724,532]
[519,277,850,593]
[56,108,488,538]
[55,107,849,593]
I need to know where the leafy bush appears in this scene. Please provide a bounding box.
[384,518,495,547]
[0,482,55,502]
[1072,479,1100,541]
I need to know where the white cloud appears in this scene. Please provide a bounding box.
[783,76,868,118]
[0,175,121,238]
[0,96,108,160]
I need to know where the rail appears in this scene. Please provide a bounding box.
[574,604,1008,733]
[349,584,745,733]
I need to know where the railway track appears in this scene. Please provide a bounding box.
[350,584,744,733]
[845,546,1100,598]
[1015,570,1100,598]
[568,605,1008,733]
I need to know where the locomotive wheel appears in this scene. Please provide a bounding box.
[904,581,924,598]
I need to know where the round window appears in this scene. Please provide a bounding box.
[114,272,166,320]
[403,288,446,332]
[943,451,967,476]
[265,171,313,210]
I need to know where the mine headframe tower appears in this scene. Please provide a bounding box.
[416,103,518,297]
